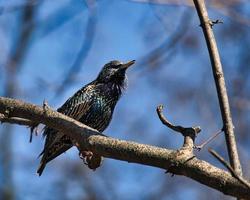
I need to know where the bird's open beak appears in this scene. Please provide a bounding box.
[120,60,135,70]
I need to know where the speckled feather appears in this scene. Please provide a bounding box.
[37,60,133,176]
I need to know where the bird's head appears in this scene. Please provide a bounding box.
[97,60,135,86]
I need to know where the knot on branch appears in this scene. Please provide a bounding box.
[216,71,223,79]
[3,106,14,118]
[43,99,51,115]
[156,105,201,150]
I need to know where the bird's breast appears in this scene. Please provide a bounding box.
[79,95,117,132]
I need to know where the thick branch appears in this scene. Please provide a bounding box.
[0,97,249,199]
[193,0,242,175]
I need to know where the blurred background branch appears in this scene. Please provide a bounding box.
[53,0,97,98]
[0,1,36,199]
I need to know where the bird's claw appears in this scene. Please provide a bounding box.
[79,150,102,170]
[79,150,93,163]
[165,163,176,177]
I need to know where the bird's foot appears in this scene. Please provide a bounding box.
[79,150,93,163]
[165,163,176,177]
[79,150,93,159]
[79,150,102,170]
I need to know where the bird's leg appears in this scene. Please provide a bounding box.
[75,142,94,163]
[75,140,102,170]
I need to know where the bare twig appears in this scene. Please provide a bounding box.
[194,129,223,150]
[210,19,223,27]
[0,97,249,199]
[199,19,223,28]
[138,8,192,71]
[0,114,34,127]
[209,148,250,189]
[29,99,50,143]
[156,105,201,148]
[127,0,250,26]
[0,113,38,143]
[156,105,201,135]
[193,0,242,176]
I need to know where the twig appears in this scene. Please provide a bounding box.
[0,113,39,143]
[199,19,223,28]
[209,148,250,189]
[0,114,34,127]
[194,129,223,150]
[156,105,201,148]
[193,0,242,176]
[30,99,50,142]
[210,19,223,27]
[138,8,192,71]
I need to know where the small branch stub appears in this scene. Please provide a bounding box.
[42,99,50,115]
[199,19,223,28]
[156,105,201,149]
[30,100,50,142]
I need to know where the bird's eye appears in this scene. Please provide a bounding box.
[111,64,121,69]
[115,64,122,68]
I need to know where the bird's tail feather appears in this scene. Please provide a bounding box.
[37,149,45,159]
[37,143,72,176]
[37,160,46,176]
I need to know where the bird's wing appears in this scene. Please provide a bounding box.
[37,83,96,175]
[43,83,96,146]
[57,83,96,119]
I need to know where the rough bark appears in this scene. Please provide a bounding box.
[0,97,249,199]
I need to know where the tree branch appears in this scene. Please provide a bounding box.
[209,148,250,190]
[192,0,242,176]
[0,97,249,199]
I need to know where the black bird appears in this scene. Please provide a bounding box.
[37,60,135,176]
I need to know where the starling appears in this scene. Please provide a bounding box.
[37,60,135,176]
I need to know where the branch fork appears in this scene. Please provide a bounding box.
[193,0,242,176]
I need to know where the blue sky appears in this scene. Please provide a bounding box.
[1,0,249,199]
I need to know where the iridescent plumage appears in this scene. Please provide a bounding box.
[37,60,135,176]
